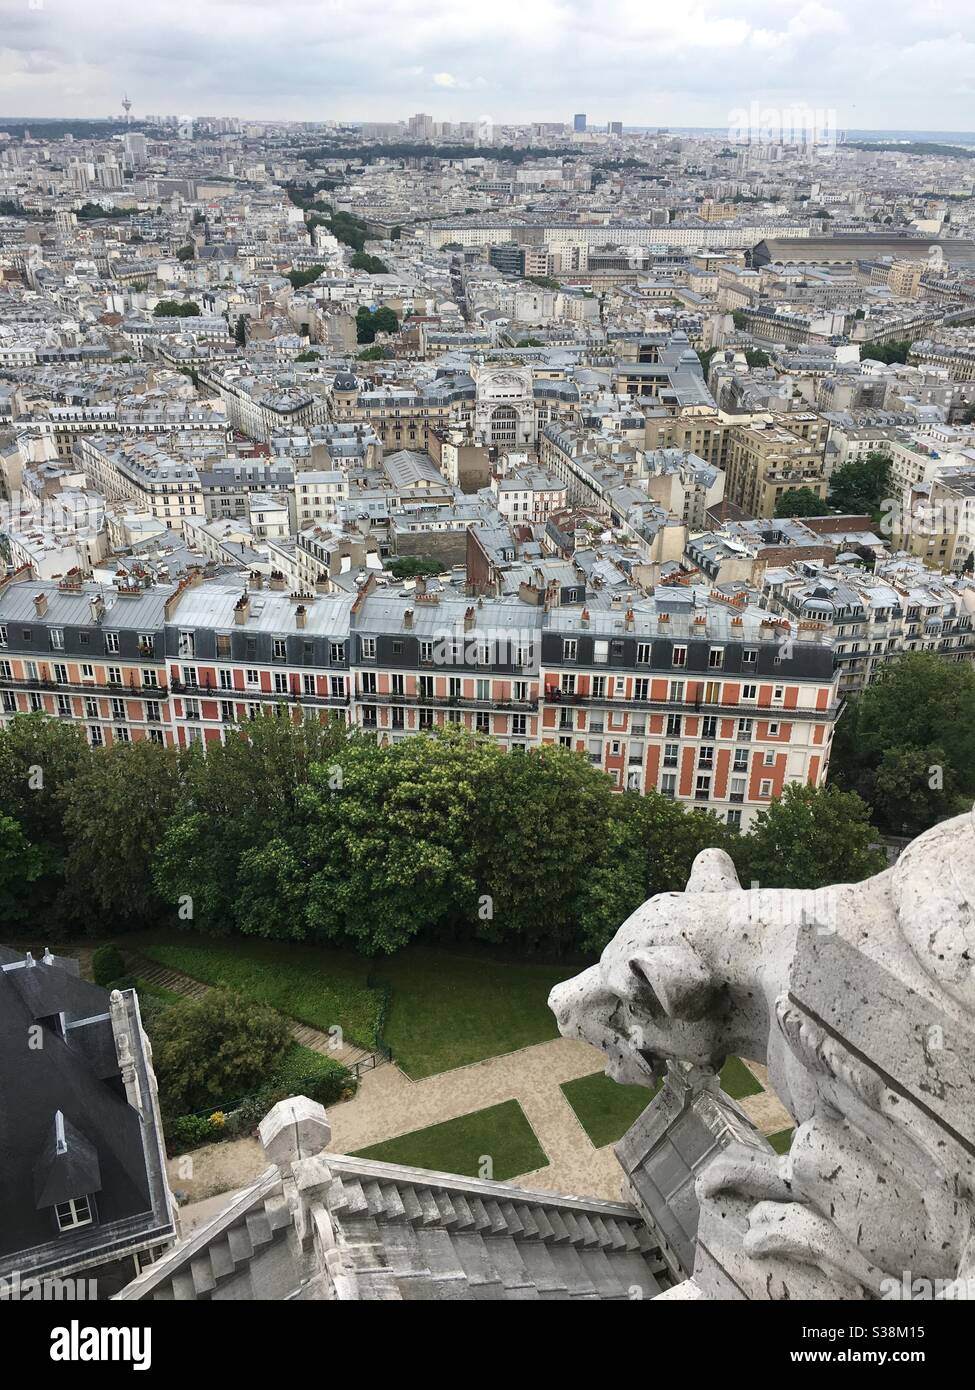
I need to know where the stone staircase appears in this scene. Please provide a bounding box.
[134,959,381,1075]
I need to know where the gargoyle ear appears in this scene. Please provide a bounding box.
[686,848,741,894]
[629,938,715,1021]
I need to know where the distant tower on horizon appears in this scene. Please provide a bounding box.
[122,93,132,124]
[573,113,587,133]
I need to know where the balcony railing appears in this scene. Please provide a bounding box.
[543,689,840,722]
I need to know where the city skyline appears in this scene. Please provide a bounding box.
[2,0,973,131]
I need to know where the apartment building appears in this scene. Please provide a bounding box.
[0,571,172,748]
[0,569,841,830]
[725,417,829,518]
[760,559,975,695]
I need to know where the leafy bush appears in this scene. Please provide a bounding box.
[92,944,126,987]
[151,988,292,1116]
[167,1113,222,1155]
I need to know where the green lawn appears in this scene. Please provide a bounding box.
[138,939,572,1077]
[139,940,381,1049]
[562,1057,764,1148]
[352,1100,548,1181]
[561,1071,658,1147]
[373,947,570,1079]
[768,1128,795,1154]
[718,1055,763,1099]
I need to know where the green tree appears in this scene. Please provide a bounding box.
[303,728,487,954]
[295,349,322,362]
[234,313,247,347]
[831,653,975,832]
[61,741,182,933]
[0,814,43,923]
[151,988,291,1115]
[733,783,886,890]
[828,451,891,517]
[387,556,442,579]
[286,265,325,289]
[775,487,826,518]
[0,714,92,932]
[154,713,348,937]
[351,251,389,274]
[153,300,201,317]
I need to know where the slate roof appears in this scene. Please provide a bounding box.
[0,947,176,1280]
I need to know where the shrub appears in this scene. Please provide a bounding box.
[167,1113,221,1155]
[92,944,126,987]
[151,987,292,1116]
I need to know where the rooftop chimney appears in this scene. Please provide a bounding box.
[234,594,250,625]
[464,606,476,632]
[295,605,307,630]
[33,592,48,617]
[404,608,413,630]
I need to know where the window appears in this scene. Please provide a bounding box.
[274,673,289,694]
[273,639,287,662]
[633,677,648,700]
[772,685,785,705]
[763,750,776,766]
[636,642,651,664]
[146,701,161,723]
[562,639,578,662]
[142,669,157,687]
[216,634,231,658]
[245,669,259,688]
[669,680,684,702]
[178,631,195,658]
[742,648,757,665]
[419,640,434,664]
[561,673,576,696]
[742,683,757,701]
[53,663,67,684]
[0,626,6,648]
[733,748,748,772]
[666,713,682,737]
[330,676,345,698]
[727,809,742,830]
[672,645,687,668]
[148,729,164,745]
[361,637,376,661]
[701,716,717,738]
[184,700,200,720]
[760,779,773,797]
[81,663,94,680]
[660,773,677,798]
[219,669,233,690]
[593,639,609,664]
[730,775,746,802]
[329,642,345,663]
[663,743,679,768]
[303,674,316,696]
[221,701,235,723]
[114,727,130,744]
[737,717,753,740]
[89,726,103,747]
[50,628,64,650]
[768,721,780,736]
[104,632,119,654]
[708,647,724,669]
[55,1195,94,1231]
[695,774,711,800]
[180,666,196,688]
[511,714,527,735]
[698,745,714,768]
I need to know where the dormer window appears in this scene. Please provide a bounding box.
[56,1196,93,1231]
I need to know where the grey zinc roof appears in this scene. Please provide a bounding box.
[170,584,353,638]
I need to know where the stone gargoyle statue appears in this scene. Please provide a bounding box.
[550,810,975,1300]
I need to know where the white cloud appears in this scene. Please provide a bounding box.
[0,0,971,130]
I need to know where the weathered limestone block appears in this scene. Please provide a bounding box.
[550,811,975,1300]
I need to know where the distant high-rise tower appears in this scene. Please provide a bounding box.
[121,93,132,124]
[573,113,587,133]
[609,121,623,137]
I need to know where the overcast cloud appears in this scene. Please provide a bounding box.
[0,0,972,131]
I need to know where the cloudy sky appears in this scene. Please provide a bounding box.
[1,0,973,132]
